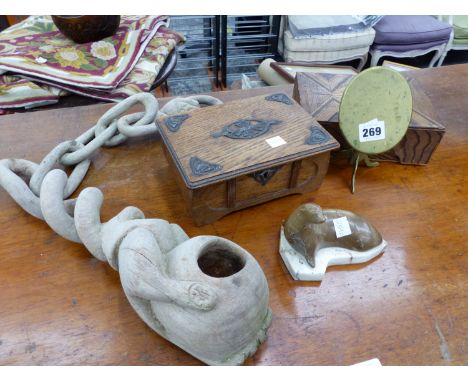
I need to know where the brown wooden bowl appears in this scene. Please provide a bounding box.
[51,15,121,44]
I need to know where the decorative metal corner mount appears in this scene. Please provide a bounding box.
[212,119,281,140]
[189,156,222,176]
[265,93,293,105]
[165,114,190,132]
[305,126,330,145]
[249,166,282,186]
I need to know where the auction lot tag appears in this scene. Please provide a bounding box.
[266,136,287,148]
[358,119,386,142]
[333,216,352,238]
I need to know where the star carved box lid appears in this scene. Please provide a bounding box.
[158,92,339,189]
[402,74,445,131]
[293,70,357,123]
[293,69,445,131]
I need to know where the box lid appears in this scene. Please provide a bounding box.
[293,71,445,131]
[158,92,339,189]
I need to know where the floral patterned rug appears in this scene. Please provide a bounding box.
[0,16,185,109]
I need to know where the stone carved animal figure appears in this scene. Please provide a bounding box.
[283,203,384,268]
[71,186,272,366]
[117,224,272,366]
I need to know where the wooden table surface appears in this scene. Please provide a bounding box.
[0,64,466,366]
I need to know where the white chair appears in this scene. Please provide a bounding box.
[278,16,376,72]
[437,16,468,66]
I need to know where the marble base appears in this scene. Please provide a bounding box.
[279,227,387,281]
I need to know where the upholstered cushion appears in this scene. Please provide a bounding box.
[373,16,452,45]
[288,15,372,37]
[372,39,449,52]
[453,37,468,46]
[279,38,369,62]
[453,15,468,39]
[282,28,375,52]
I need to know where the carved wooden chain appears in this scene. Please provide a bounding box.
[0,93,222,222]
[0,92,278,365]
[0,93,264,357]
[0,92,224,257]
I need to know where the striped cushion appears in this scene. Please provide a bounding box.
[282,28,375,52]
[279,39,369,62]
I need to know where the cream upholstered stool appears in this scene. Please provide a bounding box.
[278,16,376,71]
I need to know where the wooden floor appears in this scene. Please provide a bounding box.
[0,64,466,365]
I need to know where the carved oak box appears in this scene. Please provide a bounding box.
[158,93,339,226]
[293,70,445,165]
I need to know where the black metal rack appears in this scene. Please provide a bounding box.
[220,16,281,87]
[168,16,221,90]
[168,15,281,93]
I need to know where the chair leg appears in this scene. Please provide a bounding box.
[370,51,381,67]
[356,53,368,71]
[437,50,448,67]
[436,44,451,67]
[428,48,442,67]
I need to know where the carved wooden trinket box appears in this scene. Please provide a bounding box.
[293,70,445,165]
[158,93,339,226]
